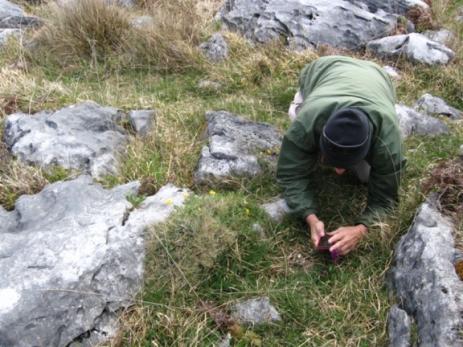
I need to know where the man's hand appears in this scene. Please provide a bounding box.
[306,214,325,248]
[328,225,368,255]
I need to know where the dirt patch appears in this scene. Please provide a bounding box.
[422,158,463,225]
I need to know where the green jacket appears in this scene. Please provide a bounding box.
[276,56,405,227]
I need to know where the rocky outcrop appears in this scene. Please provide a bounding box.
[367,33,455,65]
[387,199,463,347]
[3,102,127,178]
[0,0,41,48]
[220,0,397,51]
[129,110,155,136]
[199,33,229,62]
[0,176,190,347]
[231,297,281,326]
[414,94,462,120]
[194,111,281,184]
[395,104,448,138]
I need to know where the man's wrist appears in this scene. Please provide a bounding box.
[306,214,319,226]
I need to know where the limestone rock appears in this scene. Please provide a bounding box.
[129,110,155,136]
[395,104,448,138]
[348,0,428,14]
[367,33,455,65]
[383,65,401,80]
[0,176,190,347]
[0,0,41,29]
[414,94,462,120]
[261,198,290,223]
[3,101,127,178]
[0,28,19,47]
[220,0,397,51]
[194,111,281,184]
[422,29,455,45]
[199,33,228,62]
[388,199,463,347]
[231,297,281,325]
[388,305,411,347]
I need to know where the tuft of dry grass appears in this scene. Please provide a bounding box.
[32,0,131,65]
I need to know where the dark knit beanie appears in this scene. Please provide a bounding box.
[319,108,372,168]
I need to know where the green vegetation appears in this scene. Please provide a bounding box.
[0,0,462,345]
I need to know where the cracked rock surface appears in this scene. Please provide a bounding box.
[3,101,128,178]
[0,0,41,29]
[194,111,281,184]
[367,33,455,65]
[231,297,281,326]
[388,199,463,347]
[220,0,397,51]
[388,305,411,347]
[0,176,190,347]
[395,104,448,138]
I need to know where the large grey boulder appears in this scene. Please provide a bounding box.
[199,33,229,62]
[388,305,411,347]
[3,101,128,178]
[231,297,281,326]
[220,0,397,51]
[0,0,41,29]
[395,104,448,138]
[367,33,455,65]
[0,176,190,347]
[194,111,282,184]
[414,94,462,120]
[388,199,463,347]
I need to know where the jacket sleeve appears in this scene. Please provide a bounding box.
[356,136,405,228]
[276,121,318,220]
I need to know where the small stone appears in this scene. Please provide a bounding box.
[199,33,229,62]
[130,15,154,30]
[367,33,455,65]
[251,223,266,238]
[388,305,411,347]
[383,65,401,80]
[414,94,462,120]
[261,198,290,223]
[395,104,448,138]
[198,79,222,92]
[459,145,463,158]
[129,109,155,136]
[231,297,281,326]
[217,333,231,347]
[422,29,455,45]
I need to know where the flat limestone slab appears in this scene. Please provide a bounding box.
[0,176,190,347]
[3,101,128,178]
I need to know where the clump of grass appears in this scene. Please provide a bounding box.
[32,0,131,66]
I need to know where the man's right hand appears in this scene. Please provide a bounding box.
[306,214,325,248]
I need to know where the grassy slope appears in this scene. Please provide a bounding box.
[0,0,462,346]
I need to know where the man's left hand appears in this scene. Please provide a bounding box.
[328,225,368,256]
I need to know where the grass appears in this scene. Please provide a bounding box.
[0,0,462,345]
